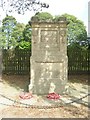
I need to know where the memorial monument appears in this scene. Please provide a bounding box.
[29,16,68,95]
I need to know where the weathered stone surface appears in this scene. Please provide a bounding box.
[29,19,68,95]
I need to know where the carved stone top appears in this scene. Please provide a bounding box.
[30,16,68,24]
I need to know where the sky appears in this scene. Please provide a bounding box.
[0,0,89,32]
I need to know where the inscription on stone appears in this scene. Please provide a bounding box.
[40,30,59,50]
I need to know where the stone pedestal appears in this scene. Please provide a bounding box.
[29,17,68,95]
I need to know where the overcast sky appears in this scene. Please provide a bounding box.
[0,0,89,32]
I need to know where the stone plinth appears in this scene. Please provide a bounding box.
[29,17,68,95]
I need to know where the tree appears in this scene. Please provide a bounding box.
[54,14,87,47]
[14,23,31,49]
[33,12,53,20]
[12,23,25,44]
[1,15,17,49]
[18,23,32,49]
[0,15,32,50]
[0,27,4,49]
[0,0,49,15]
[23,23,31,42]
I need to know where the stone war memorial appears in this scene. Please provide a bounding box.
[29,16,68,95]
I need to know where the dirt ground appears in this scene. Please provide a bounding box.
[0,74,89,119]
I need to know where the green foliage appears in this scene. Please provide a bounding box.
[12,23,25,47]
[23,23,31,42]
[17,41,31,49]
[34,12,53,20]
[16,23,31,50]
[0,15,31,50]
[2,15,17,27]
[0,27,5,49]
[55,14,87,48]
[1,15,17,49]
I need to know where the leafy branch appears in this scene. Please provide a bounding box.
[0,0,49,15]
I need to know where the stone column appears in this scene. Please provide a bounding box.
[29,17,68,95]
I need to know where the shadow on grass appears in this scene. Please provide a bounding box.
[2,74,30,92]
[68,74,89,85]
